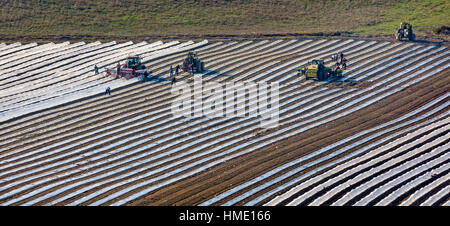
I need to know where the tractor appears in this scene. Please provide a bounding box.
[395,22,415,41]
[297,59,343,81]
[124,56,147,70]
[105,55,151,80]
[182,51,205,73]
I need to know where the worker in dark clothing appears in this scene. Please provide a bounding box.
[94,65,99,75]
[331,53,337,61]
[171,75,176,85]
[341,57,347,70]
[105,86,111,95]
[175,64,180,76]
[169,65,173,77]
[117,62,121,76]
[339,52,344,61]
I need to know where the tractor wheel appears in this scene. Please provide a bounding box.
[318,70,323,81]
[201,62,205,72]
[323,71,328,80]
[322,71,328,81]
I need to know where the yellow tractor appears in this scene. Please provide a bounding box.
[297,59,343,81]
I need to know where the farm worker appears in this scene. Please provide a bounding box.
[94,65,99,75]
[171,75,176,85]
[117,62,121,75]
[401,22,406,29]
[188,64,193,75]
[339,52,344,60]
[341,57,347,69]
[169,65,173,77]
[105,86,111,95]
[335,64,340,72]
[175,64,180,76]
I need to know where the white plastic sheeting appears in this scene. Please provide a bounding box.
[0,39,446,206]
[331,143,449,206]
[204,56,450,206]
[277,115,450,206]
[0,82,316,205]
[0,40,209,122]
